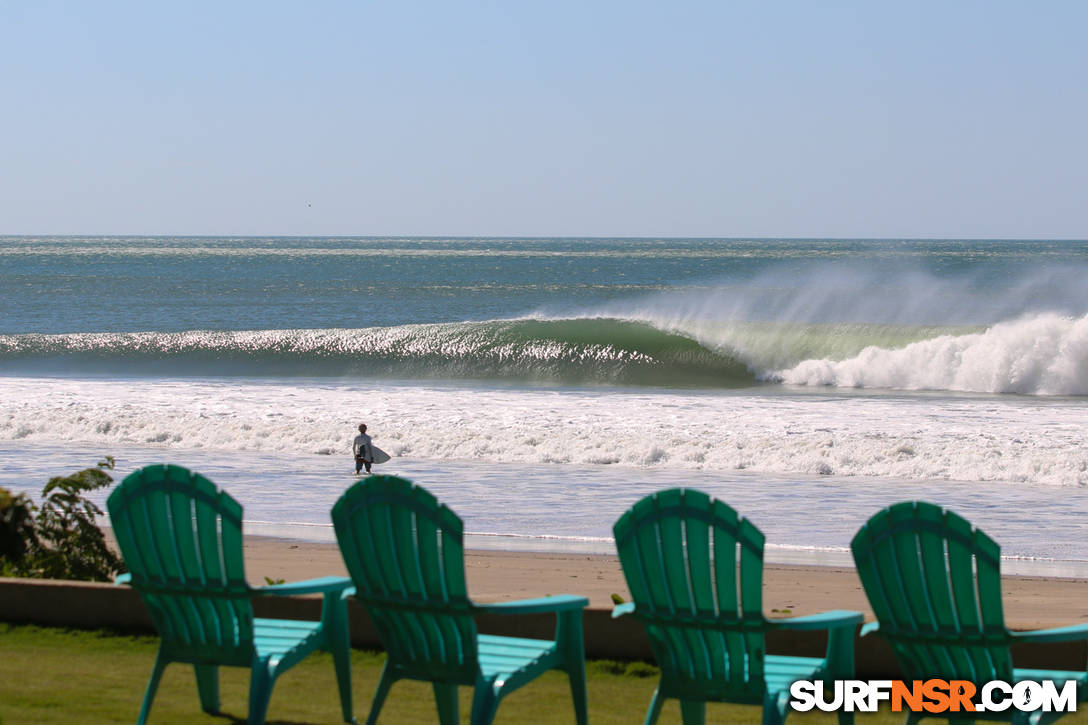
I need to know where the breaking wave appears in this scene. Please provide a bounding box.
[2,312,1086,396]
[770,313,1088,396]
[0,319,754,388]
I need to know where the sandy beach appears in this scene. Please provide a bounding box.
[241,536,1088,630]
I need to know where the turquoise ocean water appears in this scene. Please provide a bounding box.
[2,237,1087,572]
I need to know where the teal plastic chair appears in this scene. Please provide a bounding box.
[852,501,1088,725]
[613,488,863,725]
[107,464,355,725]
[331,475,589,725]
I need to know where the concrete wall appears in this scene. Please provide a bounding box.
[2,577,1082,678]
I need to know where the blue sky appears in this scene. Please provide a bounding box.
[2,1,1085,238]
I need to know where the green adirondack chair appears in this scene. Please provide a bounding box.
[852,501,1088,725]
[612,488,863,725]
[107,464,355,725]
[331,475,589,725]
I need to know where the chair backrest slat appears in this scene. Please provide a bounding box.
[889,503,951,676]
[736,512,766,687]
[851,501,1012,683]
[707,500,746,686]
[167,487,201,582]
[974,525,1011,677]
[914,504,976,677]
[107,465,255,666]
[661,489,710,682]
[614,488,768,702]
[332,476,477,683]
[682,499,728,683]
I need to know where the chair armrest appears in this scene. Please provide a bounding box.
[611,602,636,619]
[860,621,880,637]
[475,594,588,615]
[767,609,863,631]
[1010,623,1088,644]
[114,573,132,586]
[258,575,353,597]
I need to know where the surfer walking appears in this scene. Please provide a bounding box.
[353,423,374,475]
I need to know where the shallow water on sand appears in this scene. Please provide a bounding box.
[4,441,1087,578]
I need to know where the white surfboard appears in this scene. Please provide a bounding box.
[370,445,391,464]
[352,445,392,474]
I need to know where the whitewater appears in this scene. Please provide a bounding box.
[2,236,1087,571]
[3,360,1086,484]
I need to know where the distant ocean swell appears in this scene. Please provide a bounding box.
[1,313,1086,395]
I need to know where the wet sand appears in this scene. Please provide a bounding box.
[242,536,1088,629]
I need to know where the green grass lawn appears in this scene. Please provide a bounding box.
[3,623,1086,724]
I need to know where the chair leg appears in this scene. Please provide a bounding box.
[194,664,220,713]
[762,690,787,725]
[137,650,169,725]
[365,662,397,725]
[469,676,501,725]
[327,602,354,723]
[556,608,588,725]
[567,667,589,725]
[434,683,460,725]
[679,699,706,725]
[247,663,274,725]
[644,687,666,725]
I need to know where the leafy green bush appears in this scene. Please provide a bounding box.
[0,457,123,582]
[587,659,660,678]
[0,488,38,570]
[623,661,660,678]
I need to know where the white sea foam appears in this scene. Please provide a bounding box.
[2,375,1086,485]
[772,313,1088,395]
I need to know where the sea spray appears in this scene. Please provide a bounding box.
[586,261,1088,325]
[576,261,1088,392]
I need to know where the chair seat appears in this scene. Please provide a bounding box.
[1012,668,1087,689]
[253,618,323,661]
[764,655,826,692]
[662,655,827,701]
[478,634,557,681]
